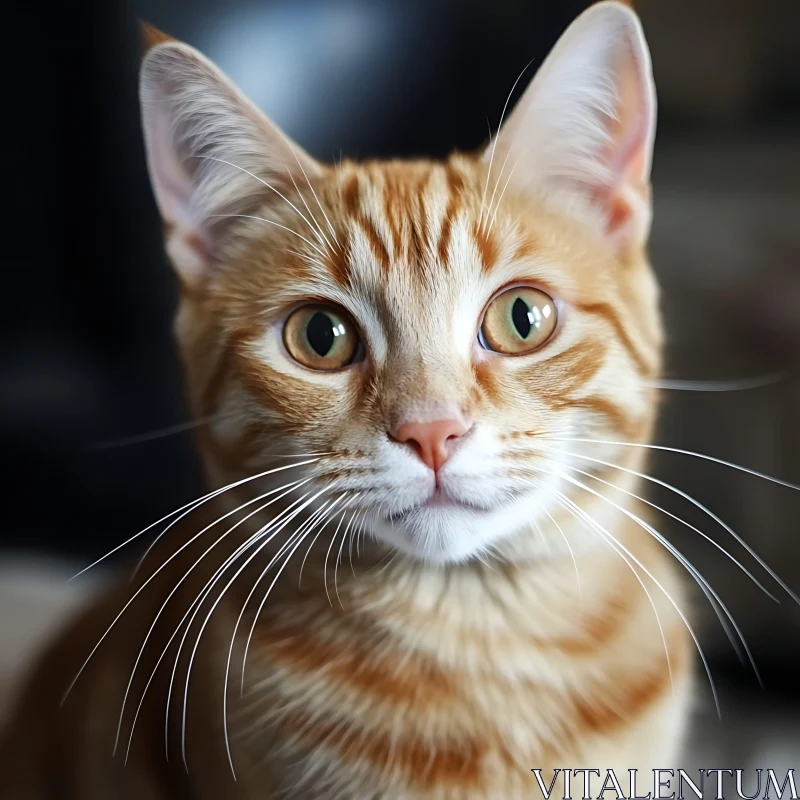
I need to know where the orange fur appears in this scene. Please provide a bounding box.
[0,4,693,797]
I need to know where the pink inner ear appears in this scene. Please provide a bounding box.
[166,227,214,288]
[593,53,652,237]
[595,127,648,235]
[148,106,200,230]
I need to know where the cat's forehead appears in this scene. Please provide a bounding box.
[328,158,528,300]
[326,157,512,347]
[224,154,605,351]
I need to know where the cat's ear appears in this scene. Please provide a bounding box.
[139,34,323,288]
[483,1,655,248]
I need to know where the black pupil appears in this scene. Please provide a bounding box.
[306,312,337,356]
[511,297,532,339]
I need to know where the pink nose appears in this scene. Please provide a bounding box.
[391,417,472,472]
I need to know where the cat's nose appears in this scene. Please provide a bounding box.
[390,417,472,473]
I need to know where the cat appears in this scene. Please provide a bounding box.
[0,3,693,797]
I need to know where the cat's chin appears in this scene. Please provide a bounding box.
[369,496,535,565]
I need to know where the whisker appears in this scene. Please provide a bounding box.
[154,491,317,762]
[209,214,327,259]
[287,145,342,249]
[552,468,755,678]
[283,166,336,256]
[560,469,757,683]
[116,481,310,759]
[177,488,330,771]
[538,453,779,602]
[297,492,361,589]
[70,457,321,581]
[324,507,358,609]
[647,370,792,392]
[63,461,320,705]
[542,436,800,493]
[131,453,331,579]
[540,442,800,605]
[222,495,347,777]
[478,59,535,230]
[238,497,342,690]
[124,492,302,764]
[348,507,369,578]
[536,496,581,595]
[488,153,524,233]
[334,508,363,609]
[195,155,331,253]
[542,485,680,707]
[484,146,513,229]
[88,414,226,451]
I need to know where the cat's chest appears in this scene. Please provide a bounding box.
[224,549,688,798]
[230,615,606,798]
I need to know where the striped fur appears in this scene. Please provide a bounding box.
[0,4,692,798]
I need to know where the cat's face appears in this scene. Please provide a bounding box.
[140,2,661,563]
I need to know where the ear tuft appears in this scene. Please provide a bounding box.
[484,1,656,248]
[140,21,175,53]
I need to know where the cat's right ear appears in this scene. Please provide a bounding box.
[139,30,322,289]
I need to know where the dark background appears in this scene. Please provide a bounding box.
[1,0,799,698]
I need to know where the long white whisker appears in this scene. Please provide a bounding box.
[178,489,329,770]
[478,59,534,229]
[539,454,779,602]
[349,506,368,578]
[131,453,332,579]
[299,496,360,589]
[542,437,800,493]
[646,371,791,392]
[335,509,364,608]
[120,485,311,762]
[195,155,330,252]
[287,145,341,249]
[209,214,327,259]
[489,153,524,232]
[542,485,679,706]
[156,492,315,762]
[62,461,320,704]
[71,455,324,581]
[238,498,342,690]
[540,442,800,605]
[484,147,513,229]
[325,508,358,608]
[88,413,226,451]
[549,468,758,687]
[222,496,346,777]
[283,167,336,256]
[536,495,581,595]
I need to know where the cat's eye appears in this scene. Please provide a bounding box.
[283,304,361,370]
[479,287,558,355]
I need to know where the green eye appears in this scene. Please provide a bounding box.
[283,304,360,370]
[480,287,557,355]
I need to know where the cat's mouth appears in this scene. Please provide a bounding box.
[385,489,494,522]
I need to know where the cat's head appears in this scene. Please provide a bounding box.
[139,2,661,564]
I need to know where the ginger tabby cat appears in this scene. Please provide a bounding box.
[1,3,693,797]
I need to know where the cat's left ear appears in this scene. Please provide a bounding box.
[483,1,656,248]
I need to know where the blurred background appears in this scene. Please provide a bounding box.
[1,0,798,776]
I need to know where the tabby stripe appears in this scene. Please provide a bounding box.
[571,632,682,734]
[473,219,499,273]
[257,620,456,706]
[575,301,655,376]
[355,214,391,273]
[275,709,484,790]
[436,165,465,266]
[382,172,404,260]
